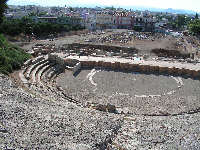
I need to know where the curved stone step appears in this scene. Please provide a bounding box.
[31,62,49,84]
[23,59,32,67]
[37,64,52,88]
[25,58,47,80]
[45,65,60,80]
[32,56,46,65]
[50,69,62,81]
[19,69,28,84]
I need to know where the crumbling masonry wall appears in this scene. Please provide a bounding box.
[80,60,200,79]
[48,53,200,79]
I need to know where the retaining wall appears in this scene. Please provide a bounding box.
[48,53,200,79]
[80,60,200,79]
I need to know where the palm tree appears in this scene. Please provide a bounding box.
[0,0,8,24]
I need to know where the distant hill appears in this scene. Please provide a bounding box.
[154,8,197,14]
[7,1,198,15]
[125,6,198,14]
[92,5,198,15]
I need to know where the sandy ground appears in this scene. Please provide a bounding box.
[57,69,200,115]
[16,29,199,56]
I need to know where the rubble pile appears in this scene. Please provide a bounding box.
[31,43,56,56]
[86,31,167,44]
[151,48,190,59]
[63,43,138,57]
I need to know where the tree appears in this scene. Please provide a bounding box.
[195,13,199,20]
[176,15,186,29]
[188,19,200,35]
[69,7,73,12]
[0,0,8,24]
[105,6,116,11]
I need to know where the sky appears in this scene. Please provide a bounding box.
[7,0,200,12]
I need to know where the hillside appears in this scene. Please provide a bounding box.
[0,34,31,74]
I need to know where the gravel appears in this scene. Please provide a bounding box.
[0,74,122,149]
[112,114,200,149]
[1,66,200,149]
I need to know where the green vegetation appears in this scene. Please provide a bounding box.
[195,13,199,20]
[0,34,31,74]
[105,6,116,11]
[0,17,85,37]
[158,14,192,30]
[133,26,143,32]
[168,15,190,30]
[188,19,200,35]
[0,1,30,74]
[0,0,8,24]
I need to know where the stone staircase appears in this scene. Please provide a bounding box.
[19,55,67,102]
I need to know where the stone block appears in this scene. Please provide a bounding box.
[140,65,150,73]
[102,61,111,68]
[170,67,178,75]
[173,67,179,76]
[107,62,111,69]
[81,61,88,67]
[102,61,107,68]
[111,62,115,70]
[185,69,193,77]
[177,68,184,76]
[123,63,130,70]
[192,70,200,78]
[95,104,107,112]
[154,66,159,72]
[90,61,96,67]
[127,63,133,71]
[94,61,99,67]
[149,65,159,73]
[167,67,173,74]
[120,63,126,70]
[159,66,166,74]
[98,61,103,67]
[139,65,146,72]
[105,62,111,69]
[145,65,150,73]
[114,62,120,70]
[106,103,116,113]
[181,68,187,75]
[132,64,140,72]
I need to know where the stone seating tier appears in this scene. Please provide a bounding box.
[37,64,52,83]
[31,62,49,84]
[25,59,48,80]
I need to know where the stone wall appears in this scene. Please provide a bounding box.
[48,53,200,79]
[48,54,65,71]
[48,54,81,74]
[81,60,200,79]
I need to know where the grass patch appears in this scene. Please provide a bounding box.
[0,34,31,74]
